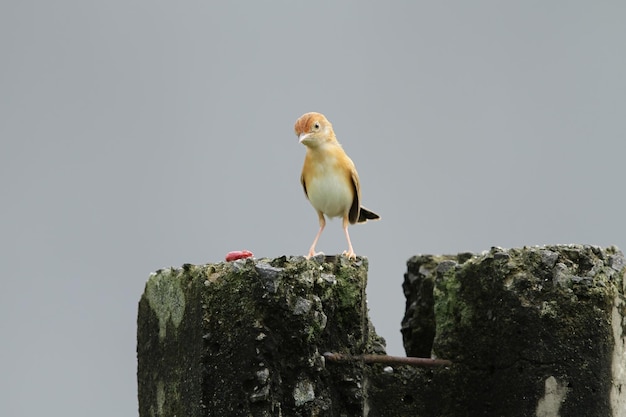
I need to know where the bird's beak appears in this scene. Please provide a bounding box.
[298,133,310,144]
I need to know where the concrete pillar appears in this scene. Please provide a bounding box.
[400,245,626,416]
[137,255,384,417]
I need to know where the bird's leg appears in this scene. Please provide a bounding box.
[341,216,356,260]
[306,212,326,259]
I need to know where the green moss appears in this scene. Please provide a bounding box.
[333,276,361,309]
[433,259,476,342]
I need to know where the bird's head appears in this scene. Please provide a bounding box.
[294,112,336,148]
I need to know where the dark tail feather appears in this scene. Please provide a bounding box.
[357,206,380,223]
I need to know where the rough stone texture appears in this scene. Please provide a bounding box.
[401,245,626,417]
[137,255,385,417]
[138,245,626,417]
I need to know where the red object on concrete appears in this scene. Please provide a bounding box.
[225,250,254,261]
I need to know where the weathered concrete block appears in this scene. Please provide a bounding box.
[138,245,625,416]
[401,245,626,416]
[137,255,384,417]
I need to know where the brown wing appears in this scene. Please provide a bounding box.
[300,173,308,199]
[348,163,361,224]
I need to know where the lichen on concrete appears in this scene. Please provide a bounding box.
[611,294,626,417]
[535,376,568,417]
[154,380,165,417]
[144,267,186,340]
[293,378,316,407]
[400,244,626,416]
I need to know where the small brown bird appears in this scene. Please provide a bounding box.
[295,112,380,259]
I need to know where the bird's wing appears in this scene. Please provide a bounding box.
[300,172,308,199]
[348,162,361,224]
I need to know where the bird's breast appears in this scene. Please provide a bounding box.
[305,167,353,218]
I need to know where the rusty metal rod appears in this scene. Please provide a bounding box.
[323,352,452,368]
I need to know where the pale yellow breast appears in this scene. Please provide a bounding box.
[306,170,353,218]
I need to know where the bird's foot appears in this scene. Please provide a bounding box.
[342,250,357,260]
[305,250,325,260]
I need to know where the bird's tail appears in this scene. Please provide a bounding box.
[357,207,380,223]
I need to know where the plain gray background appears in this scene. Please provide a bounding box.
[1,1,625,415]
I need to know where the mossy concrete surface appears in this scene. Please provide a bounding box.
[137,255,385,417]
[138,245,625,416]
[401,245,626,417]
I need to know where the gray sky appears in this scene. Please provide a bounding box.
[1,1,625,415]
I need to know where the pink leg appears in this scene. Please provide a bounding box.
[342,217,356,260]
[307,212,326,258]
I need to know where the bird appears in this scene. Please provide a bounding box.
[294,112,380,260]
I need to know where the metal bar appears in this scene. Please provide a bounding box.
[323,352,452,368]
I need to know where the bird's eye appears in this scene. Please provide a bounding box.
[313,122,320,131]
